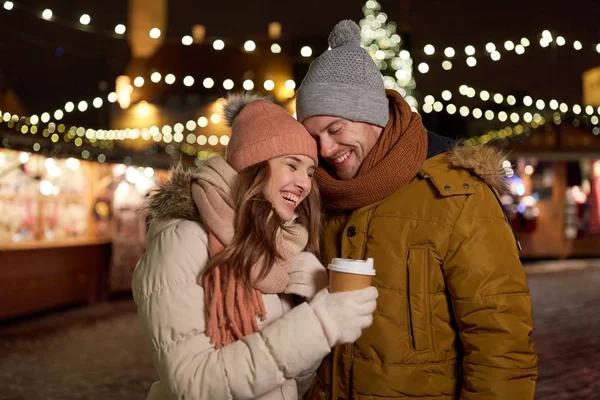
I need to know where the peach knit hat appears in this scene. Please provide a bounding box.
[222,93,318,172]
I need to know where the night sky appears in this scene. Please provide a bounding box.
[1,0,599,137]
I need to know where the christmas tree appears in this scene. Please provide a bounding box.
[360,0,418,109]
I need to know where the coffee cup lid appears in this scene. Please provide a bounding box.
[328,258,375,276]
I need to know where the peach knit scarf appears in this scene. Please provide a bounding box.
[191,156,308,348]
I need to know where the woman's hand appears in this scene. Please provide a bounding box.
[284,252,328,301]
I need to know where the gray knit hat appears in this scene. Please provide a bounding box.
[296,20,389,128]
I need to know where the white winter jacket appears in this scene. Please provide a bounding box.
[131,168,331,400]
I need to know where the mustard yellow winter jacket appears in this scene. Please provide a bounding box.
[306,143,538,400]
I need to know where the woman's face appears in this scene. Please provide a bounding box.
[264,155,316,221]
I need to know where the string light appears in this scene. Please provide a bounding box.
[300,46,312,57]
[444,47,455,58]
[150,72,161,83]
[244,40,256,52]
[213,39,225,50]
[424,44,435,55]
[271,43,282,54]
[182,35,193,46]
[149,28,161,39]
[115,24,126,35]
[203,77,214,88]
[264,80,275,91]
[79,14,91,26]
[183,76,195,87]
[42,8,53,20]
[3,1,14,10]
[285,79,296,90]
[165,74,176,85]
[223,79,234,90]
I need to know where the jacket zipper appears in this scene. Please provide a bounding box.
[406,251,416,351]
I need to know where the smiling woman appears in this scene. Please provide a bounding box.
[132,92,380,400]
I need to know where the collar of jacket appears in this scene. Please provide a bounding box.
[419,143,508,197]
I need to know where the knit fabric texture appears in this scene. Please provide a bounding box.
[296,20,390,128]
[224,94,318,172]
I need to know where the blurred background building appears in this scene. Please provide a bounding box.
[0,0,599,398]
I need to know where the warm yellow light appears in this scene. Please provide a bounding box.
[271,43,282,54]
[79,14,91,25]
[285,79,296,90]
[301,46,312,57]
[116,75,132,109]
[183,76,195,87]
[136,101,151,117]
[151,72,161,83]
[115,24,126,35]
[42,9,53,20]
[165,74,176,85]
[203,78,214,88]
[264,80,275,91]
[198,117,208,127]
[149,28,161,39]
[424,44,435,55]
[268,22,282,40]
[213,39,225,50]
[244,40,256,52]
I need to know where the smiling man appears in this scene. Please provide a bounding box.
[296,20,538,400]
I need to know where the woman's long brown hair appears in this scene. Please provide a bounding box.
[206,161,321,287]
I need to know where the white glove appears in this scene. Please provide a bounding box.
[284,252,328,301]
[309,286,378,347]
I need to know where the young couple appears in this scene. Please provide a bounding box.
[133,20,538,400]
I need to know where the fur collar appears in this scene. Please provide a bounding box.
[447,144,508,193]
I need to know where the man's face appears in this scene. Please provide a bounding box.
[302,116,382,180]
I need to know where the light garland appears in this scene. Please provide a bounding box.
[422,87,600,125]
[0,112,221,164]
[34,72,296,122]
[454,85,600,118]
[1,1,316,58]
[465,122,534,147]
[420,94,599,137]
[415,30,600,73]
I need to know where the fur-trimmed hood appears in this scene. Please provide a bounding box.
[447,144,508,193]
[146,144,508,223]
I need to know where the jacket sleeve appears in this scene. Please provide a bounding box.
[442,188,538,399]
[132,220,331,400]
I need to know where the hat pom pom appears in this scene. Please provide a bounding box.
[328,20,361,49]
[222,92,269,126]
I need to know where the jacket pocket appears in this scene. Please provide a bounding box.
[406,244,433,353]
